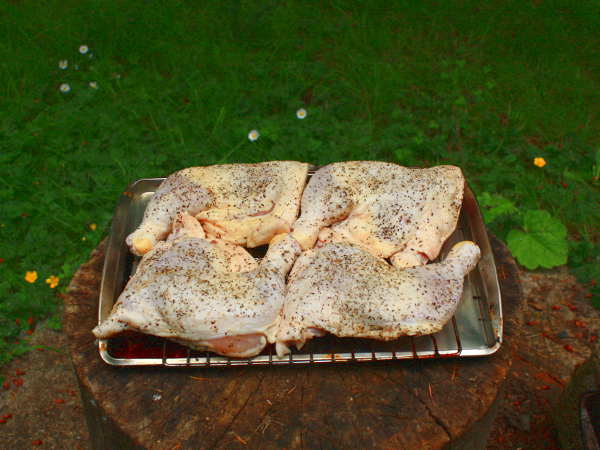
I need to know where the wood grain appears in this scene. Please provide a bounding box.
[64,236,522,450]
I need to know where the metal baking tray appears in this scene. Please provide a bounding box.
[97,176,502,366]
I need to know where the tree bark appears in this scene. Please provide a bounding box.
[64,236,522,450]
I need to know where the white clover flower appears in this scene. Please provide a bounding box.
[59,83,71,93]
[58,60,68,70]
[89,81,98,89]
[79,45,89,54]
[248,129,260,142]
[296,108,307,119]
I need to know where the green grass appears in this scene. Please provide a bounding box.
[1,0,598,365]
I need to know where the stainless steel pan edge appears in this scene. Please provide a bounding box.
[462,186,503,350]
[98,178,164,366]
[97,177,503,366]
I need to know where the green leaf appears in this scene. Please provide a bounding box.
[453,95,467,107]
[592,147,600,183]
[393,147,417,166]
[563,169,586,183]
[478,192,519,223]
[45,314,62,331]
[507,210,568,269]
[569,239,600,308]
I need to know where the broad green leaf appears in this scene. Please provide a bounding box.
[507,210,568,270]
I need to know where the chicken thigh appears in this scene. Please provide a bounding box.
[291,162,464,268]
[127,161,309,256]
[94,215,302,358]
[275,241,480,356]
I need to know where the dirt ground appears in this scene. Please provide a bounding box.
[0,266,598,449]
[0,324,90,448]
[487,268,600,449]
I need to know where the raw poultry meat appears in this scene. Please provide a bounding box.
[275,240,480,356]
[126,161,309,256]
[94,214,301,358]
[291,162,464,268]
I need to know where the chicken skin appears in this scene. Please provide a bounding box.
[94,214,302,358]
[126,161,309,256]
[291,162,464,268]
[275,241,480,356]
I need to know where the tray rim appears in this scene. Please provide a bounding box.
[97,174,503,366]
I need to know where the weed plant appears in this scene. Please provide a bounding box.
[0,0,598,366]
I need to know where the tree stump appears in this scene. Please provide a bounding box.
[64,236,522,450]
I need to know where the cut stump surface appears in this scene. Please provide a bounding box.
[64,236,522,450]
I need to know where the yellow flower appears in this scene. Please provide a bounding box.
[25,271,38,283]
[82,236,87,241]
[45,275,60,289]
[89,223,97,231]
[533,157,546,168]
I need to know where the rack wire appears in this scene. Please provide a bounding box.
[103,314,466,367]
[98,178,502,367]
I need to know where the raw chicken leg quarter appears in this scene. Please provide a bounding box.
[275,241,481,357]
[126,161,309,255]
[94,214,302,358]
[291,161,465,268]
